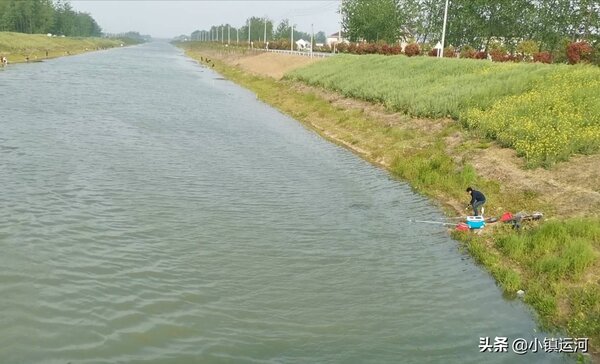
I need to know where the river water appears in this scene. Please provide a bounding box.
[0,43,570,363]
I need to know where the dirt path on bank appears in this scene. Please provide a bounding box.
[236,52,322,79]
[466,147,600,216]
[190,49,322,80]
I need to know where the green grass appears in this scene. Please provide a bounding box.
[567,286,600,341]
[0,32,123,63]
[492,219,599,348]
[287,54,600,167]
[495,219,598,281]
[496,219,598,264]
[457,219,599,349]
[286,54,557,118]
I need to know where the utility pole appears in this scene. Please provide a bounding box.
[291,24,294,51]
[248,19,251,47]
[237,28,239,44]
[439,0,449,58]
[263,18,267,45]
[339,0,342,44]
[221,26,224,43]
[311,23,314,58]
[228,24,230,44]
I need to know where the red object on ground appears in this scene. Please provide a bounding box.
[500,212,513,222]
[455,223,469,231]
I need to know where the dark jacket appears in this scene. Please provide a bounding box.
[470,190,486,204]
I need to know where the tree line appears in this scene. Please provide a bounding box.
[191,17,327,45]
[106,31,152,44]
[343,0,599,52]
[0,0,102,37]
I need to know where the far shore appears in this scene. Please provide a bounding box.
[0,32,131,66]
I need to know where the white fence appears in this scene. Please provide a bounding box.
[251,48,335,58]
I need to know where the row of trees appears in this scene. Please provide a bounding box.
[0,0,102,37]
[342,0,600,53]
[191,17,327,45]
[106,31,152,44]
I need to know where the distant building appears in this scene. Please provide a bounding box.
[326,32,349,47]
[295,39,310,50]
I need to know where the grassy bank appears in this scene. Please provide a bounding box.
[288,55,600,168]
[0,32,125,63]
[179,42,599,359]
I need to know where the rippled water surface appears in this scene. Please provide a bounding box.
[0,43,571,363]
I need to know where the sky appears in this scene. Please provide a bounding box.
[70,1,342,39]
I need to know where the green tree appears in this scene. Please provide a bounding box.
[274,19,290,40]
[400,0,443,43]
[31,0,54,33]
[238,17,273,42]
[315,31,326,44]
[191,30,201,40]
[342,0,404,43]
[0,0,102,36]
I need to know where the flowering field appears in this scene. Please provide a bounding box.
[287,55,600,167]
[464,67,600,167]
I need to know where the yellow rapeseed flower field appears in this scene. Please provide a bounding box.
[464,67,600,167]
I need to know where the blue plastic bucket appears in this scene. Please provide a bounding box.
[466,216,485,229]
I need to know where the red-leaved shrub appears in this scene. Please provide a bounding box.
[443,46,455,58]
[404,43,420,57]
[566,41,593,64]
[490,49,507,62]
[532,51,553,64]
[389,44,402,55]
[366,42,378,54]
[489,50,520,62]
[428,49,439,57]
[460,47,476,59]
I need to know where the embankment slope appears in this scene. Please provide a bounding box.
[0,32,126,64]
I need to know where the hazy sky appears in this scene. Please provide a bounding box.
[70,1,342,39]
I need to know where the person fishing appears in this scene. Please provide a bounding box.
[466,187,486,216]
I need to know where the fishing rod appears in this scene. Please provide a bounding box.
[410,219,459,226]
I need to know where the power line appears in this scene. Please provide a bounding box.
[281,1,339,18]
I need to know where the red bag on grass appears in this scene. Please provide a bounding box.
[500,212,513,222]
